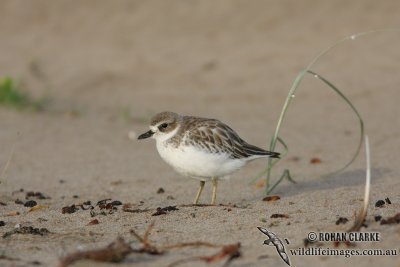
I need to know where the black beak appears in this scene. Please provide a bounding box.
[138,130,154,140]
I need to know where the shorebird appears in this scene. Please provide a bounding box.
[138,111,279,204]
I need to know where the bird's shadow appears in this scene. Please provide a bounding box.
[262,167,390,198]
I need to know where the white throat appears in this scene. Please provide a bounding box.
[151,125,180,143]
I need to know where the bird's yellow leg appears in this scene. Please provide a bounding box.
[211,178,218,205]
[193,181,205,204]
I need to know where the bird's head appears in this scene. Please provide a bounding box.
[138,111,181,142]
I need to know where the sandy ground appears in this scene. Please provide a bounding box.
[1,1,400,266]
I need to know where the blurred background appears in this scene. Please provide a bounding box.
[1,0,400,196]
[1,1,400,266]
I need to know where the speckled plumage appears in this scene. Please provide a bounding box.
[170,116,279,159]
[138,111,280,204]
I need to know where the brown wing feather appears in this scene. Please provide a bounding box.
[177,116,280,159]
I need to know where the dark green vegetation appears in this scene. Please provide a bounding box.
[0,77,46,111]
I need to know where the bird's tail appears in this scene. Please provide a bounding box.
[242,143,280,159]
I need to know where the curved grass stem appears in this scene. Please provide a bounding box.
[261,29,400,195]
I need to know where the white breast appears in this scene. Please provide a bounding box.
[156,141,245,180]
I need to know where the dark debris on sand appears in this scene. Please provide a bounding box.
[270,214,289,219]
[375,200,385,208]
[152,206,179,216]
[3,226,50,238]
[61,199,124,216]
[24,200,38,207]
[122,203,150,213]
[62,205,79,214]
[25,191,50,200]
[157,187,165,194]
[335,217,349,225]
[380,213,400,225]
[262,195,280,202]
[14,199,24,205]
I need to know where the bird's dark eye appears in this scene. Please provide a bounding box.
[160,123,168,129]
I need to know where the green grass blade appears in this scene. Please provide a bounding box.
[249,136,289,185]
[261,29,400,195]
[307,70,364,176]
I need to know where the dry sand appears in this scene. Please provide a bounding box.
[0,1,399,266]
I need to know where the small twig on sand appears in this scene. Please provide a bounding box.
[59,237,133,267]
[60,222,241,266]
[130,221,162,254]
[162,241,221,250]
[167,243,241,267]
[130,222,241,266]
